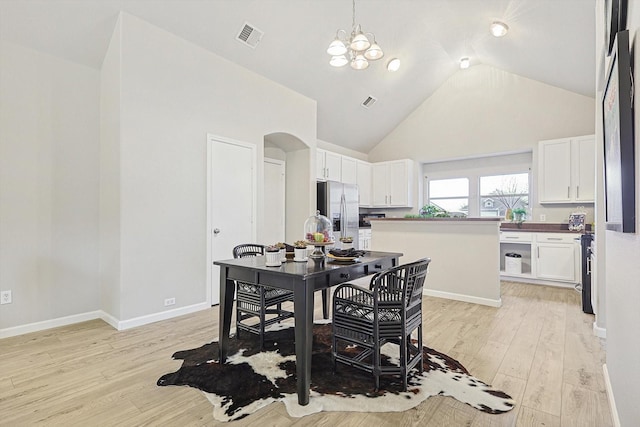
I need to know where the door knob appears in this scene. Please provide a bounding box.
[213,228,221,235]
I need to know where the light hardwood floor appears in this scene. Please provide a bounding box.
[0,281,612,426]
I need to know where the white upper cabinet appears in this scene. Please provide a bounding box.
[316,149,341,181]
[341,156,357,185]
[538,135,595,203]
[372,159,413,207]
[572,135,596,202]
[356,160,372,207]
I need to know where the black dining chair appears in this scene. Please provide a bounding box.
[332,258,431,391]
[232,243,294,349]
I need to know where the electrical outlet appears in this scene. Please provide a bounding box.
[164,297,176,307]
[539,214,546,222]
[1,290,12,305]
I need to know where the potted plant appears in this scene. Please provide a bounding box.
[275,242,287,262]
[293,240,308,262]
[418,204,451,218]
[512,208,527,224]
[265,245,282,267]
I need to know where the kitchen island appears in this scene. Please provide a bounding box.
[369,217,502,307]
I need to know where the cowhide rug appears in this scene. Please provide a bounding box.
[157,322,514,422]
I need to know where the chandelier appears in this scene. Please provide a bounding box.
[326,0,383,70]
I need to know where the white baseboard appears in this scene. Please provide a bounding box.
[423,289,502,307]
[115,302,210,330]
[603,364,620,427]
[500,274,576,289]
[0,302,210,339]
[593,321,607,338]
[0,310,103,339]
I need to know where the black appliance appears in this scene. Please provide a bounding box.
[358,213,385,228]
[580,234,594,314]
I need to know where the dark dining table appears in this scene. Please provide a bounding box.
[214,250,403,405]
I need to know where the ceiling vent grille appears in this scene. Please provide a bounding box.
[361,96,378,109]
[236,22,264,49]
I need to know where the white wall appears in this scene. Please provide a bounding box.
[599,2,640,424]
[0,41,100,331]
[0,12,317,334]
[110,14,317,322]
[99,16,122,320]
[317,138,368,161]
[368,65,596,223]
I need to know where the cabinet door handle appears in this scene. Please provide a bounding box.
[546,237,563,241]
[537,247,540,258]
[567,186,570,198]
[577,186,580,199]
[505,236,519,239]
[389,195,392,204]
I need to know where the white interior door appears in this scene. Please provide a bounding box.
[263,158,286,244]
[208,135,256,305]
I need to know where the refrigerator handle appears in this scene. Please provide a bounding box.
[340,193,346,239]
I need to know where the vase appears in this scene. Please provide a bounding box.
[265,251,281,267]
[294,248,308,262]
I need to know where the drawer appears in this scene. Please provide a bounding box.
[500,232,533,243]
[329,263,367,283]
[535,233,579,244]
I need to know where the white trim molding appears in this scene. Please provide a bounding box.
[115,302,210,330]
[0,303,210,339]
[0,310,104,339]
[423,289,502,308]
[593,321,607,338]
[603,364,620,427]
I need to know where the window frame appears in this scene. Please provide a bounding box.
[422,152,532,218]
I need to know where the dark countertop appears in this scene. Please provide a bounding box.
[369,217,501,222]
[500,222,592,234]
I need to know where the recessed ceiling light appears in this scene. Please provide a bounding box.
[490,21,509,37]
[387,58,401,72]
[459,57,470,69]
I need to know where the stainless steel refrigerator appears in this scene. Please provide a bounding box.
[317,181,360,249]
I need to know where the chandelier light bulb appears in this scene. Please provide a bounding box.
[459,57,470,69]
[330,55,348,67]
[351,54,369,70]
[490,21,509,37]
[364,42,383,60]
[350,31,371,52]
[327,39,347,56]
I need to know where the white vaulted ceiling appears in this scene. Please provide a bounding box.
[0,0,596,153]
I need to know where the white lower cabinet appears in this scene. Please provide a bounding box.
[358,229,372,250]
[500,231,578,285]
[535,233,577,282]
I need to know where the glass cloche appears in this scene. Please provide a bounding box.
[304,210,335,245]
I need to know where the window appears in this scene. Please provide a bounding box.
[427,178,469,214]
[479,173,529,217]
[423,152,531,218]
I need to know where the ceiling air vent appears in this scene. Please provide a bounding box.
[361,96,378,109]
[236,22,264,49]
